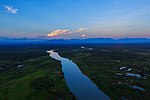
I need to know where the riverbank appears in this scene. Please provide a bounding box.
[57,44,150,100]
[0,45,74,100]
[47,50,110,100]
[0,44,150,100]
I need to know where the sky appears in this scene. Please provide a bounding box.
[0,0,150,39]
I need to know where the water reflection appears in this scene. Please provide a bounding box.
[47,50,110,100]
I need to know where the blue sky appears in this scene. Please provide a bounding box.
[0,0,150,39]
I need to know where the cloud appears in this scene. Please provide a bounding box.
[4,5,18,14]
[47,28,85,37]
[81,34,86,38]
[73,28,85,33]
[47,29,70,37]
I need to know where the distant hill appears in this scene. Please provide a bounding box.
[0,37,150,44]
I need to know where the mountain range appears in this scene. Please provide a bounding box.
[0,37,150,44]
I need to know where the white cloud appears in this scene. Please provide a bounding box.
[73,28,85,33]
[81,34,86,38]
[47,28,85,37]
[4,5,18,14]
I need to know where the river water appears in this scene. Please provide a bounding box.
[47,50,110,100]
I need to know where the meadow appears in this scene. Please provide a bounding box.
[0,44,150,100]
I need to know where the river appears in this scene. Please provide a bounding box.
[47,50,110,100]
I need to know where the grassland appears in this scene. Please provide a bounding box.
[57,44,150,100]
[0,44,74,100]
[0,44,150,100]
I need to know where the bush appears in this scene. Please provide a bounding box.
[31,76,54,90]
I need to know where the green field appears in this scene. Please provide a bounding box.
[57,44,150,100]
[0,44,150,100]
[0,45,74,100]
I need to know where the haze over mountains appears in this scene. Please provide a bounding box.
[0,37,150,44]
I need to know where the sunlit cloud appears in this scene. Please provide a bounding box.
[4,5,18,14]
[47,28,85,37]
[47,29,70,37]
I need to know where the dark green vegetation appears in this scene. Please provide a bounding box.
[0,44,74,100]
[58,44,150,100]
[0,44,150,100]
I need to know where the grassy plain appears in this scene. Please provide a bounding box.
[58,44,150,100]
[0,44,150,100]
[0,44,74,100]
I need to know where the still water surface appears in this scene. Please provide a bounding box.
[47,50,110,100]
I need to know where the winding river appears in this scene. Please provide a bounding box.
[47,50,110,100]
